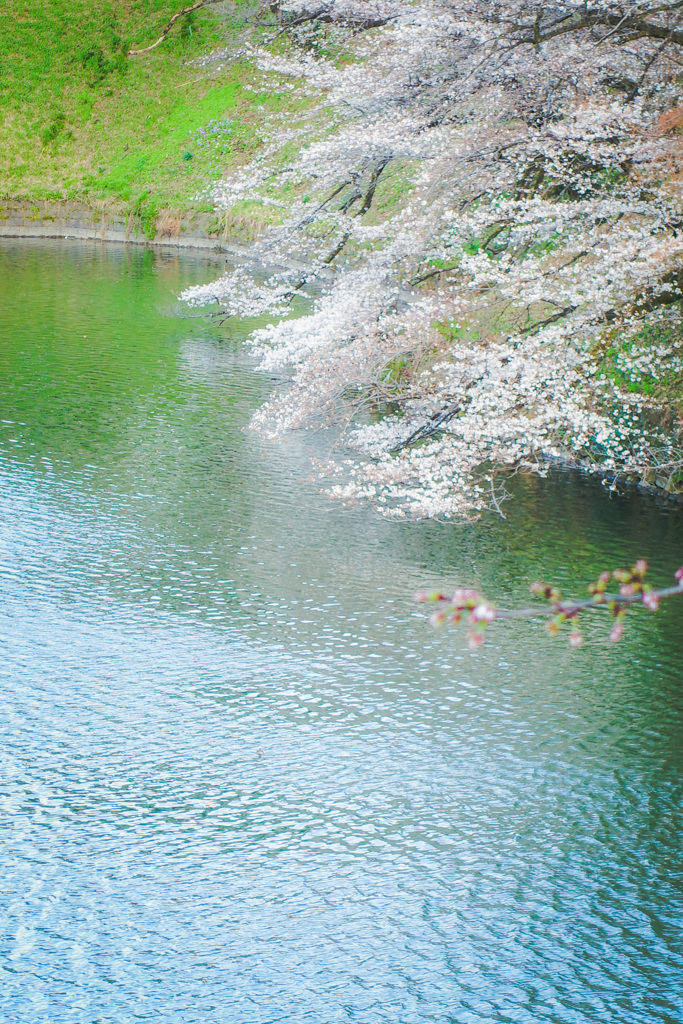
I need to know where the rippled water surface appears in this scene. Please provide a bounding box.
[1,240,682,1024]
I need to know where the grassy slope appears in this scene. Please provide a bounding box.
[0,0,299,220]
[3,4,681,492]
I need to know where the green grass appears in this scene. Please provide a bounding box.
[0,3,407,238]
[0,0,301,216]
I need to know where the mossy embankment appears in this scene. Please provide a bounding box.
[0,1,298,241]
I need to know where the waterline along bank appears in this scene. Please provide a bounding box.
[0,200,247,253]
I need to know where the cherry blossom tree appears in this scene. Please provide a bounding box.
[183,1,683,519]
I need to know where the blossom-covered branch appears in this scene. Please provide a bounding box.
[182,1,683,520]
[416,559,683,647]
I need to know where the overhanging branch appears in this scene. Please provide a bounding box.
[129,0,223,57]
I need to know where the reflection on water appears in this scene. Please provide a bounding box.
[0,240,682,1024]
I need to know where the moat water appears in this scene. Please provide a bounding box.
[1,240,682,1023]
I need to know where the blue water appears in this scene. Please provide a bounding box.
[1,240,682,1023]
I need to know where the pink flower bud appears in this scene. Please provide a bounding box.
[609,621,624,643]
[634,559,648,576]
[471,603,496,623]
[415,590,447,604]
[675,567,683,585]
[643,591,659,611]
[569,631,584,648]
[620,583,637,597]
[449,588,478,608]
[468,629,485,649]
[589,571,610,596]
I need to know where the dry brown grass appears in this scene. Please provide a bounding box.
[156,212,182,237]
[218,207,280,242]
[658,105,683,135]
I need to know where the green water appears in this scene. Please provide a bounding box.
[0,239,682,1024]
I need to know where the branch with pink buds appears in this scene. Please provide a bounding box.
[415,561,683,649]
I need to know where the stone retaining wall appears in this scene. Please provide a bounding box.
[0,200,251,255]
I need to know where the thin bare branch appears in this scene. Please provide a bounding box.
[129,0,223,56]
